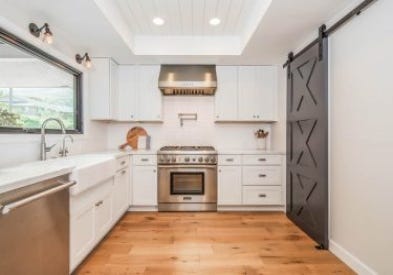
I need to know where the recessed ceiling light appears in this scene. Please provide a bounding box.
[153,17,165,26]
[209,18,221,26]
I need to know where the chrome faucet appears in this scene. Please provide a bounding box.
[59,135,74,157]
[40,118,66,160]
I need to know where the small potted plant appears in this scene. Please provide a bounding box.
[255,129,269,150]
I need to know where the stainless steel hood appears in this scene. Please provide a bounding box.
[158,65,217,96]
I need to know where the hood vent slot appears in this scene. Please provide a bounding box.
[158,65,217,96]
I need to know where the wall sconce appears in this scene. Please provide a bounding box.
[29,22,53,44]
[75,53,92,68]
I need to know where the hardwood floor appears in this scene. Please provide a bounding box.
[74,212,354,275]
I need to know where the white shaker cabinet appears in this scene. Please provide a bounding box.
[117,65,162,122]
[89,58,118,120]
[117,66,138,121]
[215,66,238,121]
[137,65,162,121]
[131,155,158,206]
[215,66,278,122]
[238,66,277,121]
[112,167,130,221]
[218,166,242,205]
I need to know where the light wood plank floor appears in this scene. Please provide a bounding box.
[74,212,354,275]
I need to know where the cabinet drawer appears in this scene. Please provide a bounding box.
[242,155,281,165]
[242,166,281,186]
[116,156,129,171]
[218,155,241,165]
[133,155,157,165]
[242,186,282,205]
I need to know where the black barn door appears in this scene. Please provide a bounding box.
[286,37,329,248]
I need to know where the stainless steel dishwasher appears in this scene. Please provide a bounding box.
[0,175,75,275]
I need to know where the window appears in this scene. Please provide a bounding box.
[0,27,82,133]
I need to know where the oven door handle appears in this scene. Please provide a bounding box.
[158,165,216,169]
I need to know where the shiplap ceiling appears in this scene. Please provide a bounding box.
[94,0,272,55]
[0,0,358,64]
[119,0,257,36]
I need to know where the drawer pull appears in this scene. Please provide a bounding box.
[121,170,127,175]
[258,174,267,178]
[141,158,149,162]
[95,200,103,207]
[183,197,192,201]
[258,194,267,198]
[226,158,234,162]
[120,160,126,165]
[258,158,266,162]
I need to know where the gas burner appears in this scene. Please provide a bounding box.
[157,146,217,165]
[159,146,215,151]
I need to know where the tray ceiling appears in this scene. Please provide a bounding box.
[94,0,272,55]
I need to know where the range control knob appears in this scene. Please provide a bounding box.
[171,157,176,162]
[198,157,203,162]
[192,158,196,162]
[204,157,209,163]
[210,157,216,163]
[185,157,190,162]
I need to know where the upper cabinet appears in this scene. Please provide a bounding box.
[215,66,238,121]
[215,66,278,122]
[89,58,118,120]
[89,59,162,122]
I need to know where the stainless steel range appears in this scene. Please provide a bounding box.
[157,146,217,211]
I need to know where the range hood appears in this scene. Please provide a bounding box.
[158,65,217,96]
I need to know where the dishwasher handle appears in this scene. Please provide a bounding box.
[0,180,76,215]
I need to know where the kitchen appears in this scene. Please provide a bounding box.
[0,0,392,274]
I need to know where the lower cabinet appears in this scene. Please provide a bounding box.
[218,154,283,207]
[242,186,282,205]
[132,165,157,206]
[113,167,130,220]
[218,166,242,205]
[70,178,114,270]
[70,158,131,271]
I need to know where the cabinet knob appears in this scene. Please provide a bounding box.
[131,115,134,118]
[153,169,156,173]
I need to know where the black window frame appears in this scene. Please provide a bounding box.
[0,26,83,134]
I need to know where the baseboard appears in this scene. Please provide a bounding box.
[218,205,285,212]
[329,240,377,275]
[128,206,158,212]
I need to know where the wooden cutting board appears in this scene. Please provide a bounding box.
[119,127,147,150]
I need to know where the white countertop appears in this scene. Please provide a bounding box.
[0,148,285,195]
[0,153,117,195]
[217,149,285,155]
[0,159,75,195]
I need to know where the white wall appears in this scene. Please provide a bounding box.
[107,96,282,151]
[0,16,108,167]
[329,0,393,274]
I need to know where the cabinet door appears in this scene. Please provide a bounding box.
[238,66,278,121]
[132,166,157,206]
[70,203,95,270]
[94,190,113,240]
[214,66,238,121]
[137,66,162,121]
[89,58,111,119]
[113,168,130,220]
[218,166,242,205]
[255,66,277,121]
[117,66,138,121]
[109,59,119,119]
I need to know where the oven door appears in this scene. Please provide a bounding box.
[158,165,217,203]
